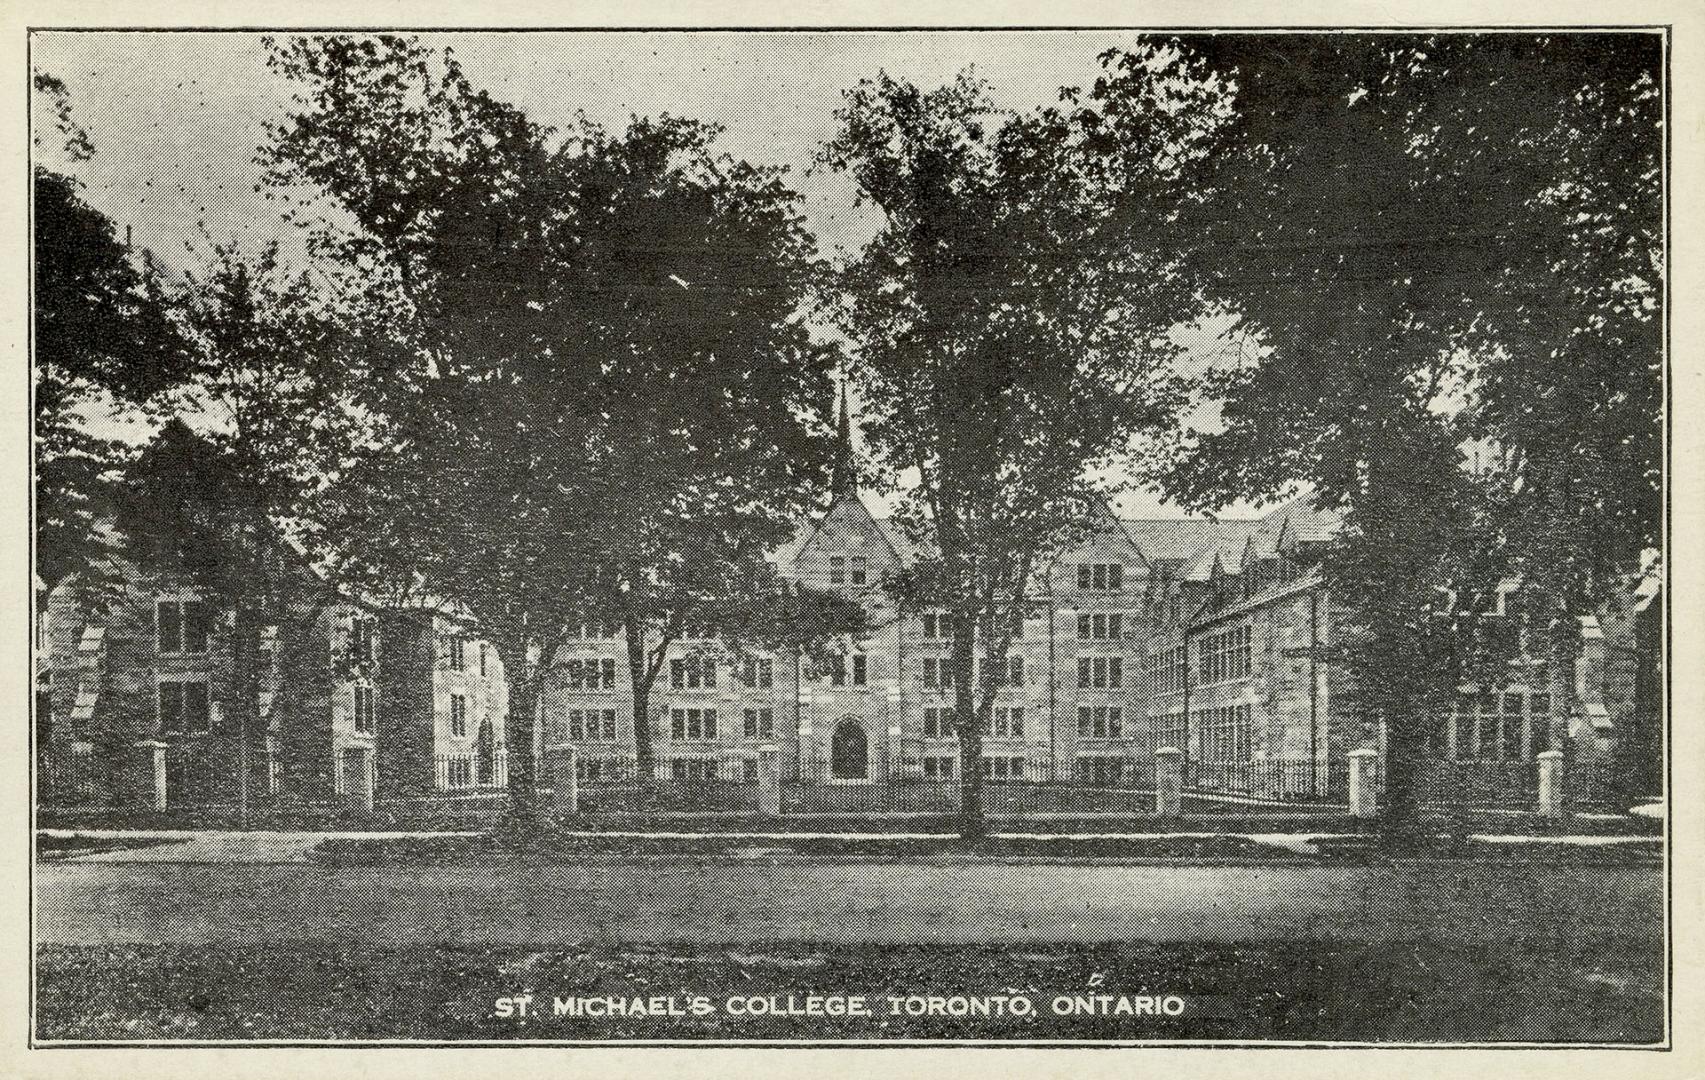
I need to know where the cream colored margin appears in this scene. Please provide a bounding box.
[0,3,1698,1078]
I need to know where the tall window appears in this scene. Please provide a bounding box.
[670,707,718,740]
[156,600,211,655]
[354,684,376,735]
[852,654,867,686]
[829,555,846,585]
[1198,625,1252,685]
[850,555,868,585]
[1077,656,1123,689]
[743,707,775,739]
[570,658,617,690]
[740,657,774,688]
[1076,705,1123,739]
[351,617,376,664]
[567,708,618,741]
[923,706,949,739]
[478,643,488,677]
[158,679,211,734]
[826,654,847,687]
[983,706,1023,739]
[922,658,953,688]
[448,636,466,671]
[450,694,467,737]
[1194,704,1252,762]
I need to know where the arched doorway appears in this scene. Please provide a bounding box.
[831,718,868,780]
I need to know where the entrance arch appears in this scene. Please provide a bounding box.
[831,718,869,781]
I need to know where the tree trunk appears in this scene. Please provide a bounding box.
[626,624,657,778]
[503,659,543,827]
[226,600,265,829]
[951,616,984,840]
[1378,693,1424,838]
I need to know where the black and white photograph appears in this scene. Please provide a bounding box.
[25,20,1671,1053]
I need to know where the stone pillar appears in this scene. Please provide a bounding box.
[758,744,782,815]
[557,748,579,815]
[1537,750,1565,818]
[1154,747,1183,817]
[1348,748,1379,818]
[135,740,168,811]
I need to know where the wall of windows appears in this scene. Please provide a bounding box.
[1198,625,1252,685]
[1075,756,1125,785]
[1144,644,1188,694]
[1444,689,1552,761]
[1193,704,1252,762]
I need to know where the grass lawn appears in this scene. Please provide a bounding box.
[35,938,1663,1043]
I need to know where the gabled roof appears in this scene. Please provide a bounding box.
[1119,518,1259,564]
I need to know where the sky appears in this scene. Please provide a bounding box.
[33,30,1274,521]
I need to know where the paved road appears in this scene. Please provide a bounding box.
[36,858,1660,946]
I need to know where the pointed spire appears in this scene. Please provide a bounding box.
[831,374,857,499]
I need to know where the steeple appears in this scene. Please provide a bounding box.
[831,375,856,499]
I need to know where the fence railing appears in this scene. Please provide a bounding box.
[434,750,510,792]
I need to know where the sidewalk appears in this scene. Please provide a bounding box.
[38,826,1663,864]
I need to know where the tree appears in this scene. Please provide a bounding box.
[115,244,359,825]
[264,36,860,817]
[1081,34,1662,829]
[818,71,1194,838]
[33,72,193,594]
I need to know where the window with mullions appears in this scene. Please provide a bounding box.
[450,694,467,737]
[921,658,954,688]
[980,707,1024,739]
[1075,756,1125,786]
[354,683,377,735]
[671,757,718,781]
[981,755,1027,780]
[829,555,846,585]
[670,707,718,740]
[158,679,211,734]
[742,707,775,740]
[156,600,212,656]
[1076,563,1125,591]
[1193,704,1252,763]
[669,657,717,690]
[922,754,956,779]
[567,708,618,742]
[1076,705,1123,739]
[739,657,774,688]
[850,555,868,585]
[977,656,1024,687]
[569,658,618,690]
[1076,613,1123,641]
[923,706,951,739]
[1198,625,1252,686]
[1076,656,1123,689]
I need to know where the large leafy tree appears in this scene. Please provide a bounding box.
[1082,35,1662,827]
[264,36,858,815]
[115,243,361,823]
[818,71,1194,837]
[33,72,193,593]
